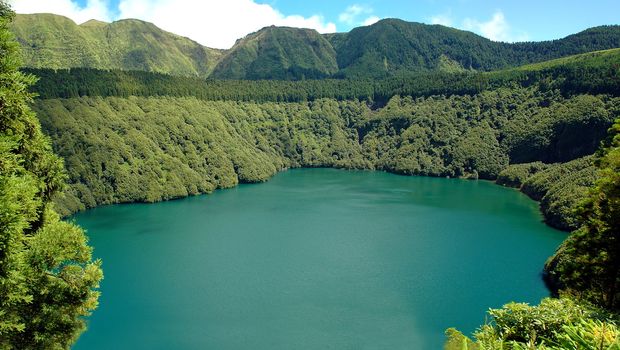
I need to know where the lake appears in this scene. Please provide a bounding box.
[72,169,565,349]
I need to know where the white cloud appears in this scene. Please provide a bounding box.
[8,0,113,23]
[462,11,528,42]
[429,13,452,27]
[362,16,380,26]
[117,0,336,49]
[429,10,528,42]
[338,4,372,25]
[7,0,337,49]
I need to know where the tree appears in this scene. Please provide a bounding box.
[0,2,102,348]
[546,119,620,311]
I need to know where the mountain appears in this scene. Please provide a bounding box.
[10,14,620,79]
[332,19,620,78]
[210,26,338,80]
[10,13,223,77]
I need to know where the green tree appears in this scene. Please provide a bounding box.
[546,119,620,311]
[0,2,102,348]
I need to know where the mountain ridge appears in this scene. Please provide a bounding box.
[11,13,224,77]
[10,14,620,79]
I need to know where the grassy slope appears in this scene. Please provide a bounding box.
[10,14,223,77]
[332,19,620,78]
[513,48,620,71]
[210,26,339,80]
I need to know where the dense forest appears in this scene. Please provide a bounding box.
[0,4,101,349]
[24,48,620,104]
[33,84,618,232]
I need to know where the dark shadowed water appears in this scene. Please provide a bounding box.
[72,169,565,349]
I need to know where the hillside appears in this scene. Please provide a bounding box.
[10,14,620,79]
[333,19,620,78]
[10,13,223,77]
[210,26,338,80]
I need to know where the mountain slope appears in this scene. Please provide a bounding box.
[10,13,223,77]
[210,26,338,80]
[10,14,620,79]
[333,19,620,78]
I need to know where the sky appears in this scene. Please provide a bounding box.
[7,0,620,49]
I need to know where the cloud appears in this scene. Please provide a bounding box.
[8,0,113,23]
[362,15,380,26]
[462,11,528,42]
[429,13,453,27]
[8,0,337,49]
[338,4,372,25]
[429,10,528,42]
[116,0,336,49]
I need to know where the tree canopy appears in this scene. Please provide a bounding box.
[0,2,102,348]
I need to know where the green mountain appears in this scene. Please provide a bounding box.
[210,26,338,80]
[333,19,620,78]
[10,13,223,77]
[10,14,620,79]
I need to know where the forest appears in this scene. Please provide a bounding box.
[32,91,617,231]
[23,47,620,105]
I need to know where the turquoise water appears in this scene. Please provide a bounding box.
[72,169,565,349]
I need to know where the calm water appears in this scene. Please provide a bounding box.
[72,169,565,349]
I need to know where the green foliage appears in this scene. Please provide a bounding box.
[22,48,620,104]
[522,157,595,201]
[546,119,620,311]
[445,298,618,350]
[506,157,600,230]
[548,319,620,350]
[32,97,370,214]
[445,328,479,350]
[496,162,550,188]
[0,3,101,348]
[481,298,602,344]
[32,85,618,232]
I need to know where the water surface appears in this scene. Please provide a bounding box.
[73,169,565,349]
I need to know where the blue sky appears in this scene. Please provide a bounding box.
[9,0,620,48]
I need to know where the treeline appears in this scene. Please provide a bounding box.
[22,49,620,105]
[497,156,598,231]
